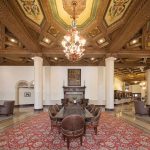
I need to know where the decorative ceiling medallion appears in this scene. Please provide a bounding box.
[88,27,101,37]
[17,0,44,25]
[62,0,86,16]
[48,26,59,37]
[49,0,100,29]
[105,0,132,26]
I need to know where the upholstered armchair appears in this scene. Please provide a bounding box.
[48,106,61,133]
[61,115,85,149]
[134,101,149,115]
[0,101,15,115]
[61,98,69,106]
[85,107,101,134]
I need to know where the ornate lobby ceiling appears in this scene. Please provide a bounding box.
[0,0,150,82]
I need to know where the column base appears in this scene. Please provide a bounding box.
[34,108,43,111]
[105,108,114,111]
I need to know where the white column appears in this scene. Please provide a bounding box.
[105,57,116,110]
[33,56,43,110]
[146,69,150,105]
[98,66,106,105]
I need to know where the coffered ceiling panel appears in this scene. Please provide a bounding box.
[104,0,132,26]
[17,0,44,25]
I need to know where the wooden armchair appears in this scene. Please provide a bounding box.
[85,107,101,134]
[61,115,85,149]
[48,106,61,132]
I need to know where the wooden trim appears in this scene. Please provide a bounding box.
[34,108,43,111]
[105,108,114,111]
[15,104,34,107]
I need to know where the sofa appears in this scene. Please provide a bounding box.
[0,101,15,115]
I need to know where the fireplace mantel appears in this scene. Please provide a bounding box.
[63,86,86,100]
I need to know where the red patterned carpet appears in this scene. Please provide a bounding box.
[0,112,150,150]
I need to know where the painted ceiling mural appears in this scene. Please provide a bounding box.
[105,0,132,26]
[17,0,44,25]
[49,0,100,29]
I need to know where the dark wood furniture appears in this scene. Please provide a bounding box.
[55,104,93,120]
[48,106,61,133]
[85,107,101,135]
[61,114,85,149]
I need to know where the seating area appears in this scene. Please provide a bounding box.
[0,101,15,116]
[48,103,101,148]
[0,0,150,149]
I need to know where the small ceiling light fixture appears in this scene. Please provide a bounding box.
[134,81,138,84]
[54,57,58,60]
[91,57,95,61]
[61,1,86,62]
[132,39,137,44]
[98,38,105,44]
[10,38,17,43]
[43,37,51,44]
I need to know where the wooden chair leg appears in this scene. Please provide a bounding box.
[94,127,97,135]
[63,135,65,141]
[80,136,83,145]
[84,125,86,134]
[67,138,70,149]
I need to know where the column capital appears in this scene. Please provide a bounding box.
[32,56,43,62]
[105,57,116,61]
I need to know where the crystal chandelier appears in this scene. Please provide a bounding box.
[61,1,86,62]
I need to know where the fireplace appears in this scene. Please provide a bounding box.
[63,86,86,102]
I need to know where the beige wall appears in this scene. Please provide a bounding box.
[0,66,106,105]
[114,77,123,91]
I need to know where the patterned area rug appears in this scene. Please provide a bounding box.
[0,112,150,150]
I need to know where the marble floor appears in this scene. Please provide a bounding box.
[115,102,150,133]
[0,103,150,134]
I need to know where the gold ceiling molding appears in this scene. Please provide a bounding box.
[88,27,101,38]
[49,0,100,29]
[48,25,59,37]
[105,0,132,26]
[17,0,44,25]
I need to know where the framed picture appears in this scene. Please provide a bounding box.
[24,92,31,97]
[68,69,81,86]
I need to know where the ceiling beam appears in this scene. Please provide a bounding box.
[109,0,150,52]
[117,50,150,58]
[115,63,145,68]
[1,49,150,58]
[0,0,40,52]
[0,23,5,49]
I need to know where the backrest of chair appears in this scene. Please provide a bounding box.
[134,100,146,113]
[54,104,59,112]
[94,108,101,122]
[90,105,96,113]
[49,106,57,116]
[88,104,94,111]
[61,98,69,106]
[92,107,101,116]
[62,115,85,131]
